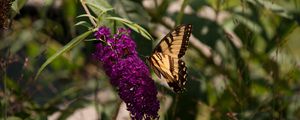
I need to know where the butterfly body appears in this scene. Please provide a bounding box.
[147,24,192,93]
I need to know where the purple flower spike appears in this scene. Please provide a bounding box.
[93,26,160,120]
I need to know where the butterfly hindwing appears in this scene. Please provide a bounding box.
[153,24,192,58]
[148,24,192,93]
[149,53,187,92]
[167,56,187,92]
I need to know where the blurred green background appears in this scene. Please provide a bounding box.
[1,0,300,119]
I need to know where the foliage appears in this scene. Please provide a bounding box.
[1,0,300,119]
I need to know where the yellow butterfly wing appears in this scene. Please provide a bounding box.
[148,24,192,92]
[153,24,192,58]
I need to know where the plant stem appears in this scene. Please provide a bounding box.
[80,0,97,27]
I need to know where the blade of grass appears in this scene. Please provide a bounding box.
[34,30,93,80]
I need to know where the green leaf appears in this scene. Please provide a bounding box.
[234,14,262,33]
[85,38,99,42]
[77,14,97,20]
[113,0,151,25]
[75,21,92,28]
[35,30,93,80]
[85,0,113,17]
[106,17,154,41]
[11,0,27,15]
[247,0,293,19]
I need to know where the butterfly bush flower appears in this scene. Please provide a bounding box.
[93,26,160,120]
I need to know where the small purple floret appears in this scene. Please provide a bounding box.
[94,26,111,40]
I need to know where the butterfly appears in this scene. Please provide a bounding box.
[146,24,192,93]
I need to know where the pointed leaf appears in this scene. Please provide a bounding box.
[35,30,93,80]
[106,17,154,41]
[75,21,92,28]
[85,0,113,17]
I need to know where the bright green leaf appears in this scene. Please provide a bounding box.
[11,0,27,15]
[35,30,93,80]
[75,21,92,28]
[106,17,154,41]
[85,0,113,17]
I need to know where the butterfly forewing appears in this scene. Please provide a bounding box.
[153,24,192,58]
